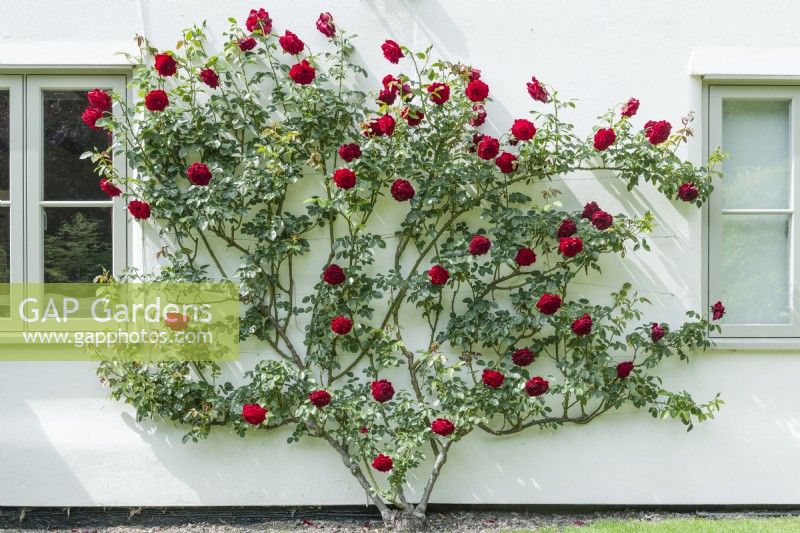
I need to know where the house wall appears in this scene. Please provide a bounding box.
[2,0,800,506]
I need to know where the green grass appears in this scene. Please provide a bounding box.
[508,517,800,532]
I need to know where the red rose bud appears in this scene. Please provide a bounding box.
[289,59,316,85]
[431,418,455,436]
[593,128,616,151]
[470,104,487,127]
[128,200,151,220]
[511,119,536,141]
[465,79,489,102]
[245,8,272,33]
[476,136,500,160]
[495,152,517,174]
[559,236,583,257]
[644,120,671,145]
[581,201,600,220]
[651,322,665,342]
[711,301,725,321]
[164,312,189,331]
[99,178,121,198]
[238,37,257,51]
[512,348,535,366]
[144,89,169,112]
[381,39,404,64]
[616,361,634,379]
[571,313,593,336]
[242,403,267,425]
[536,293,562,315]
[621,97,640,118]
[482,368,505,388]
[332,168,357,189]
[279,30,304,55]
[330,315,353,335]
[316,12,336,37]
[515,247,536,267]
[359,426,369,433]
[309,389,331,408]
[323,264,345,285]
[186,162,212,186]
[678,182,699,202]
[199,68,219,89]
[337,143,362,162]
[591,210,613,230]
[557,219,577,238]
[427,82,450,105]
[527,76,549,103]
[390,179,415,202]
[401,107,424,126]
[370,379,395,403]
[525,376,549,397]
[87,89,112,112]
[372,453,393,472]
[469,235,492,256]
[81,106,103,129]
[154,53,177,76]
[469,68,481,81]
[428,265,449,286]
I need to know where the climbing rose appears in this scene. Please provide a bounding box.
[525,376,549,397]
[242,404,267,425]
[477,136,500,160]
[81,107,103,129]
[372,454,393,472]
[581,201,600,220]
[617,361,634,379]
[390,179,415,202]
[527,76,549,102]
[154,53,177,76]
[381,39,404,63]
[431,418,455,436]
[711,301,725,320]
[511,119,536,141]
[515,247,536,267]
[309,389,331,408]
[128,200,151,220]
[323,264,346,285]
[316,12,336,37]
[559,236,583,257]
[651,322,665,342]
[470,104,487,127]
[678,183,699,202]
[279,30,304,54]
[465,79,489,102]
[186,162,212,186]
[338,143,361,162]
[427,82,450,105]
[144,89,169,112]
[572,314,593,336]
[401,107,424,126]
[373,114,396,136]
[330,315,353,335]
[238,37,257,51]
[495,152,517,174]
[621,98,640,118]
[99,178,121,198]
[289,59,315,84]
[371,379,395,403]
[644,120,671,145]
[332,168,356,189]
[512,348,535,366]
[593,128,616,151]
[482,369,505,388]
[245,8,272,33]
[469,235,492,255]
[198,68,219,88]
[557,219,577,238]
[86,89,112,112]
[428,265,449,286]
[591,210,613,230]
[536,293,562,315]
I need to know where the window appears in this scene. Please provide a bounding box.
[708,86,800,338]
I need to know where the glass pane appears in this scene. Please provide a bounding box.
[43,207,112,283]
[721,99,791,209]
[0,207,9,317]
[720,214,790,324]
[43,90,110,201]
[0,90,8,201]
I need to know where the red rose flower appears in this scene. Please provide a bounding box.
[186,162,212,186]
[644,120,671,145]
[557,219,577,238]
[199,68,219,89]
[87,89,112,112]
[245,8,272,33]
[359,426,369,434]
[279,30,304,55]
[381,39,404,64]
[651,322,665,342]
[525,376,549,397]
[581,201,600,220]
[465,79,489,102]
[81,106,103,129]
[401,107,424,126]
[678,183,699,202]
[482,368,505,388]
[238,37,257,51]
[144,89,169,112]
[431,418,455,436]
[323,264,345,285]
[428,265,449,286]
[512,348,535,366]
[338,143,362,162]
[128,200,151,220]
[164,312,189,332]
[289,59,316,85]
[476,136,500,160]
[621,98,640,118]
[470,104,487,127]
[711,301,725,321]
[377,88,396,106]
[390,179,415,202]
[316,12,336,37]
[527,76,549,103]
[536,293,562,315]
[332,168,357,189]
[330,315,353,335]
[515,247,536,267]
[571,313,593,336]
[154,53,177,76]
[373,114,396,136]
[469,235,492,256]
[511,119,536,141]
[371,379,395,403]
[242,403,267,425]
[593,128,616,151]
[469,68,481,81]
[616,361,634,379]
[99,178,121,198]
[372,454,393,472]
[591,210,613,230]
[495,152,518,174]
[559,236,583,257]
[309,389,332,408]
[427,82,450,105]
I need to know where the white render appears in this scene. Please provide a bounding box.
[2,0,800,506]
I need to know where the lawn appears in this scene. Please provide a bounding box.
[511,516,800,532]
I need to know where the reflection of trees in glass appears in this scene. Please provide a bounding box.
[0,91,8,200]
[44,211,111,282]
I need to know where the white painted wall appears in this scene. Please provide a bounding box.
[2,0,800,506]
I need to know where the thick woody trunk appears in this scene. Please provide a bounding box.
[384,507,427,532]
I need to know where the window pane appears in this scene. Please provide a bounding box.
[721,99,791,209]
[0,90,8,201]
[43,207,112,283]
[720,214,790,324]
[0,207,9,317]
[43,90,110,201]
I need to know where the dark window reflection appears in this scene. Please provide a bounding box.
[44,207,112,282]
[0,91,8,201]
[0,207,8,317]
[43,90,110,201]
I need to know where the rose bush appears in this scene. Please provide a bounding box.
[87,10,725,530]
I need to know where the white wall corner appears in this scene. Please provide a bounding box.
[690,46,800,79]
[0,40,137,69]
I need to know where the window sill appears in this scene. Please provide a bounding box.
[709,337,800,351]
